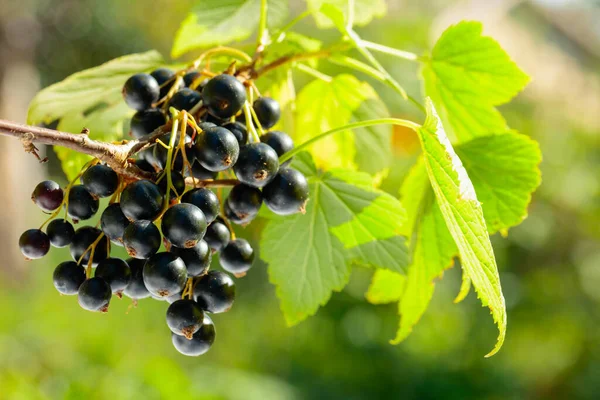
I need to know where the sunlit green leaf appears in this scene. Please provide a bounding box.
[307,0,386,28]
[366,269,406,305]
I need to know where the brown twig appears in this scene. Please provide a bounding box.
[185,178,239,188]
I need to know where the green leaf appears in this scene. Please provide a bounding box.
[366,270,406,305]
[351,98,393,174]
[307,0,387,28]
[264,32,322,66]
[422,21,529,142]
[171,0,289,58]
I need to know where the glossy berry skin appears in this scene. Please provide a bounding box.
[233,143,279,188]
[53,261,86,295]
[194,126,239,172]
[123,220,161,259]
[260,131,294,167]
[95,258,132,294]
[100,203,130,246]
[19,229,50,259]
[69,226,110,267]
[31,180,63,212]
[120,180,164,221]
[143,252,188,298]
[202,74,246,119]
[194,270,235,313]
[168,88,202,112]
[67,185,98,221]
[198,122,216,131]
[253,97,281,129]
[170,240,211,277]
[133,158,155,173]
[123,258,151,300]
[78,277,112,312]
[46,219,75,248]
[220,239,254,275]
[161,203,207,248]
[221,121,248,147]
[226,184,262,221]
[130,108,166,139]
[181,188,219,224]
[123,73,160,111]
[171,314,215,356]
[166,299,205,338]
[186,161,218,180]
[81,164,119,198]
[158,171,186,199]
[166,292,182,304]
[150,68,176,98]
[223,200,254,225]
[263,168,310,216]
[204,220,230,252]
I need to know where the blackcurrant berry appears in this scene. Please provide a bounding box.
[204,220,231,252]
[67,185,98,221]
[220,239,254,275]
[78,277,112,312]
[161,203,207,248]
[53,261,86,295]
[168,88,202,112]
[166,299,204,338]
[123,258,151,300]
[181,188,219,224]
[123,73,160,111]
[46,219,75,248]
[152,132,192,171]
[133,158,155,173]
[260,130,294,167]
[139,146,161,170]
[221,121,248,147]
[186,160,218,180]
[130,108,166,139]
[100,203,130,246]
[81,164,119,198]
[157,171,186,199]
[202,74,246,119]
[253,97,281,129]
[150,68,177,98]
[171,314,215,356]
[19,229,50,259]
[203,113,228,125]
[31,180,63,212]
[70,226,110,267]
[95,257,132,295]
[120,180,164,221]
[198,122,216,131]
[143,252,187,298]
[233,143,279,188]
[193,270,235,313]
[194,126,239,171]
[226,184,262,221]
[223,200,254,225]
[183,71,205,89]
[170,240,211,277]
[263,168,309,215]
[123,220,161,259]
[166,292,182,304]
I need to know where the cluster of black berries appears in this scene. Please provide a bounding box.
[17,67,309,356]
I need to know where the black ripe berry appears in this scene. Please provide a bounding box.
[253,97,281,129]
[67,185,99,221]
[133,158,155,173]
[183,71,204,89]
[143,252,188,298]
[19,229,50,259]
[157,171,186,199]
[263,168,310,216]
[223,200,253,225]
[70,226,110,267]
[123,73,160,111]
[123,258,151,300]
[161,203,207,248]
[202,74,246,119]
[181,188,220,224]
[194,126,239,171]
[100,203,130,246]
[186,160,218,180]
[152,132,192,171]
[221,121,248,147]
[204,220,231,252]
[53,261,86,295]
[81,164,119,198]
[78,277,112,312]
[233,143,279,188]
[171,240,211,277]
[46,219,75,248]
[171,314,215,356]
[226,184,263,222]
[168,88,202,112]
[123,220,161,259]
[166,299,205,339]
[220,239,254,275]
[120,180,164,221]
[31,180,63,212]
[260,130,294,167]
[95,257,132,295]
[166,292,183,304]
[150,68,177,99]
[130,108,166,139]
[194,270,235,313]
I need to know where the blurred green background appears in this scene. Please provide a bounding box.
[1,0,600,399]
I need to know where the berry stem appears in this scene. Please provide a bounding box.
[256,0,269,51]
[243,102,261,143]
[164,117,181,205]
[360,40,420,62]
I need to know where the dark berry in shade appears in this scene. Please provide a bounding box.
[194,126,239,172]
[67,185,99,221]
[100,203,130,246]
[161,203,207,248]
[130,108,166,139]
[221,121,248,147]
[186,160,218,181]
[166,292,182,304]
[120,180,164,221]
[194,270,235,313]
[46,219,75,248]
[226,184,262,220]
[81,164,119,198]
[123,73,160,111]
[31,180,63,212]
[204,220,230,252]
[233,143,279,188]
[181,188,220,224]
[223,200,254,225]
[69,226,110,267]
[133,158,155,173]
[203,113,228,125]
[171,240,211,277]
[152,132,192,171]
[198,122,216,131]
[78,277,112,312]
[139,146,161,170]
[263,168,310,216]
[150,68,177,98]
[19,229,50,259]
[157,171,186,199]
[253,97,281,129]
[260,130,294,167]
[123,220,161,259]
[219,239,254,275]
[95,258,131,294]
[183,71,205,89]
[171,314,215,356]
[142,252,188,298]
[53,261,86,295]
[168,88,202,112]
[123,258,151,300]
[202,74,246,119]
[166,299,205,338]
